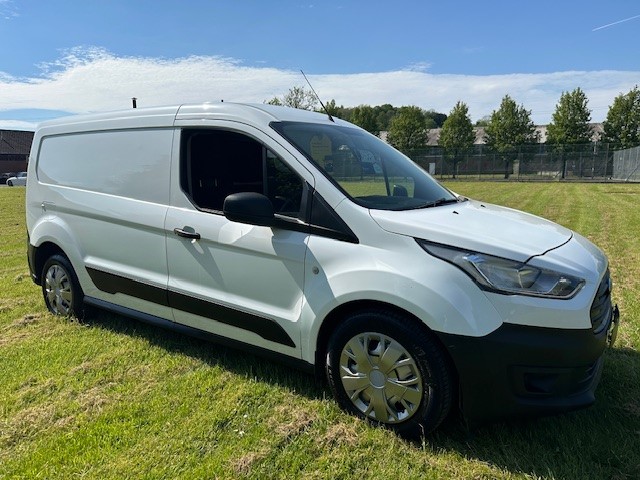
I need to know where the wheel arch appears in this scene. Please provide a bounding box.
[31,241,69,285]
[29,213,86,284]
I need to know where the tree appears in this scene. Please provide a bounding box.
[484,95,539,178]
[350,105,380,134]
[386,106,429,152]
[547,88,592,145]
[425,109,448,128]
[320,99,345,119]
[374,104,397,131]
[329,104,447,138]
[266,86,318,111]
[602,85,640,150]
[438,101,475,178]
[546,88,592,178]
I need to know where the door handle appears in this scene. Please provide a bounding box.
[173,227,201,240]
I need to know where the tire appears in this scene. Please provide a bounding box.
[7,180,12,186]
[326,309,453,437]
[41,254,85,318]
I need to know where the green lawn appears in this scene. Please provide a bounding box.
[1,183,638,479]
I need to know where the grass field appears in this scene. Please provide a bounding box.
[1,183,639,479]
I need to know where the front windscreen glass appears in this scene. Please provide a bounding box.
[271,121,457,211]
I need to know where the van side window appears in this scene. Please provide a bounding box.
[181,129,304,218]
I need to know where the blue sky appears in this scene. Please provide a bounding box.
[0,0,638,129]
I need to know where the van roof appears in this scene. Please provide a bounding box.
[36,102,351,133]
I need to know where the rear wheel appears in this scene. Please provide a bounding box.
[41,254,84,318]
[7,180,12,186]
[326,309,453,437]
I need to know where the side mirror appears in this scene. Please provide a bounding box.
[223,192,275,226]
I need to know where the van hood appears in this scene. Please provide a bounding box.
[370,199,573,262]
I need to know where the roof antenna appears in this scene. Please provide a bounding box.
[300,70,334,122]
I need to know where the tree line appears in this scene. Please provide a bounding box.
[267,85,640,178]
[267,87,447,134]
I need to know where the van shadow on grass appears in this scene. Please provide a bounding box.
[85,310,640,480]
[84,309,326,400]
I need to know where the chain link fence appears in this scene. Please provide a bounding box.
[404,143,639,181]
[612,146,640,181]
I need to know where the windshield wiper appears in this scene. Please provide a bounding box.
[407,197,460,210]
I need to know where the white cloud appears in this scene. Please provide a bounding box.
[0,48,638,129]
[0,0,18,20]
[0,119,37,130]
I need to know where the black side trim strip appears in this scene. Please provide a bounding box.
[86,267,296,347]
[87,268,170,306]
[84,297,312,373]
[167,291,296,347]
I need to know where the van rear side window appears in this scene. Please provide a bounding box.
[36,129,173,204]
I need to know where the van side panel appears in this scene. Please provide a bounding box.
[37,129,172,204]
[30,128,174,321]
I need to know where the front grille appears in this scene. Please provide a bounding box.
[590,269,612,334]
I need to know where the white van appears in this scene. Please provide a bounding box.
[26,103,619,436]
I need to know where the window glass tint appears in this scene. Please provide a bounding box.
[272,122,456,211]
[265,150,304,216]
[181,129,303,218]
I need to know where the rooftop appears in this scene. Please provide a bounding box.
[0,130,34,155]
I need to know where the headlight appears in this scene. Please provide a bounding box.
[417,240,584,299]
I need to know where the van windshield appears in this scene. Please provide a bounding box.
[271,121,458,211]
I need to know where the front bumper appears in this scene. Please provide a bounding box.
[435,302,619,423]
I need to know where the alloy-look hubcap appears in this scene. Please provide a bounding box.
[44,265,73,316]
[339,332,423,424]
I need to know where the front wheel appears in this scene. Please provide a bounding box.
[41,254,85,318]
[326,309,453,437]
[7,180,12,186]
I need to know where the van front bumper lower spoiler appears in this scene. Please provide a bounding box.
[435,304,619,424]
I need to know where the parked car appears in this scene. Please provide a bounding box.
[7,171,27,186]
[0,172,17,184]
[26,103,619,437]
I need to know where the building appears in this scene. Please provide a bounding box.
[0,130,34,173]
[425,124,604,146]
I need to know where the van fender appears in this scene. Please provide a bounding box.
[28,216,89,288]
[298,262,503,365]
